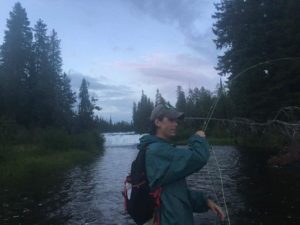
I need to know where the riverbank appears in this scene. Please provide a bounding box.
[0,129,104,188]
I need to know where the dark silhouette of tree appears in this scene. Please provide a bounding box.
[155,89,166,106]
[0,2,33,125]
[78,79,95,130]
[132,91,154,133]
[213,0,300,120]
[175,85,186,113]
[57,72,76,130]
[31,19,55,127]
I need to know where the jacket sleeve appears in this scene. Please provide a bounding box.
[146,135,210,188]
[188,189,210,213]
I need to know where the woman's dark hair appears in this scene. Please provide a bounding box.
[148,115,164,135]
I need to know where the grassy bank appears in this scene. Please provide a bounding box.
[0,128,104,188]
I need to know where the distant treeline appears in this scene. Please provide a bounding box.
[96,117,134,133]
[132,85,230,134]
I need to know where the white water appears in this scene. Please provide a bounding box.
[103,132,144,147]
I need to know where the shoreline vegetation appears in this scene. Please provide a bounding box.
[0,3,107,188]
[0,127,104,188]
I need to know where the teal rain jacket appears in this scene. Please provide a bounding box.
[138,134,210,225]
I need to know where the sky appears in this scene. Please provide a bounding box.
[0,0,222,122]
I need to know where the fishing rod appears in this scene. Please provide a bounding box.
[184,57,300,225]
[201,57,300,131]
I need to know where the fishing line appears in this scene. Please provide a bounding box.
[231,57,300,82]
[185,57,300,225]
[204,57,300,131]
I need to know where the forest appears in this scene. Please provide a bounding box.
[0,3,107,185]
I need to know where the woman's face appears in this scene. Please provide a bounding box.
[155,117,178,139]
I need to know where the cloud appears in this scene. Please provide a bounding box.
[115,52,219,90]
[96,98,135,122]
[127,0,218,61]
[69,71,133,94]
[68,71,136,122]
[69,71,134,103]
[69,71,106,89]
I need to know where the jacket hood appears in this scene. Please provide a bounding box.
[137,134,168,150]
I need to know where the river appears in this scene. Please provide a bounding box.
[1,132,299,225]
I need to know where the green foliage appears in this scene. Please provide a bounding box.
[185,87,213,119]
[0,3,78,129]
[95,116,134,132]
[171,124,235,146]
[0,121,104,152]
[175,86,186,113]
[213,0,300,120]
[132,84,233,136]
[155,89,166,106]
[0,123,104,187]
[0,143,102,188]
[0,3,104,157]
[77,78,98,130]
[0,2,33,124]
[132,91,154,133]
[0,2,104,134]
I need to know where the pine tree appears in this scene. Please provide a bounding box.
[214,78,233,119]
[48,30,62,78]
[78,79,95,130]
[31,19,54,126]
[213,0,300,120]
[48,30,75,128]
[132,91,154,133]
[175,85,186,112]
[0,2,33,124]
[155,89,166,106]
[58,72,76,130]
[185,87,213,118]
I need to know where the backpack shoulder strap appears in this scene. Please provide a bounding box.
[130,144,150,184]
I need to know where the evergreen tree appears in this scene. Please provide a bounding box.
[31,19,54,126]
[132,102,137,128]
[109,116,112,127]
[0,2,33,124]
[214,78,233,119]
[78,78,97,130]
[175,85,186,112]
[132,91,154,133]
[155,89,166,106]
[48,30,62,77]
[185,87,213,118]
[48,30,75,128]
[58,72,76,130]
[213,0,300,120]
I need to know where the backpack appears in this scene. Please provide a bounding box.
[122,146,162,225]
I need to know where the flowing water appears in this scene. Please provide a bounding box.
[1,132,299,225]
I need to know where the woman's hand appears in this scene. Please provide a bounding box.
[207,199,226,221]
[195,130,206,137]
